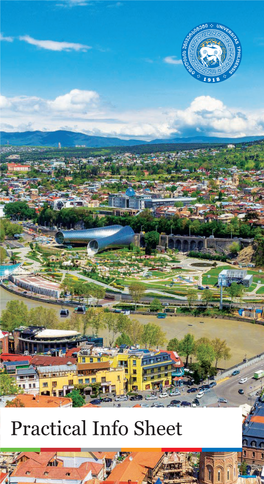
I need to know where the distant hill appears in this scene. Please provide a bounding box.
[0,130,263,148]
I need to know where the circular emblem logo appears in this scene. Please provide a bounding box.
[181,22,242,83]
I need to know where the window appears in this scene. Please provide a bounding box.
[92,378,96,383]
[90,357,93,363]
[101,377,106,383]
[29,384,31,388]
[78,379,83,384]
[68,380,73,385]
[117,376,120,382]
[133,360,137,366]
[133,370,137,374]
[33,384,35,388]
[82,357,85,363]
[133,377,137,382]
[208,468,212,481]
[227,469,230,480]
[217,470,221,482]
[252,452,255,458]
[260,442,264,448]
[251,441,256,447]
[43,383,48,388]
[85,379,90,384]
[243,450,246,457]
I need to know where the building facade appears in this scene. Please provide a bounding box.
[199,452,238,484]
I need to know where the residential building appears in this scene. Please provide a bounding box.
[199,452,238,484]
[239,398,264,468]
[78,348,174,391]
[77,361,126,395]
[37,364,77,397]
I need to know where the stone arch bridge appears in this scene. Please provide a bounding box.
[134,233,253,253]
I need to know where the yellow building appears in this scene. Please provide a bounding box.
[77,361,126,395]
[78,349,174,392]
[38,364,78,397]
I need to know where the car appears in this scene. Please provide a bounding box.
[218,398,228,404]
[167,403,178,408]
[169,389,181,396]
[90,399,101,405]
[181,401,191,407]
[140,404,150,408]
[170,400,181,406]
[151,403,164,407]
[115,395,128,401]
[130,394,143,401]
[203,385,211,393]
[159,392,169,398]
[101,397,112,402]
[197,391,204,399]
[187,388,197,393]
[238,389,244,395]
[232,370,240,376]
[145,394,158,400]
[193,398,200,406]
[239,378,248,384]
[198,286,205,290]
[209,381,217,388]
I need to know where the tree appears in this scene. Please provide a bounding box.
[5,397,25,407]
[103,312,120,347]
[196,343,215,367]
[239,462,247,475]
[141,323,167,348]
[0,374,23,396]
[1,300,28,331]
[92,286,106,304]
[226,282,243,302]
[211,338,231,368]
[167,338,180,352]
[201,289,213,307]
[83,308,105,336]
[126,318,143,346]
[179,334,195,367]
[129,282,145,309]
[115,333,132,347]
[28,307,59,329]
[4,201,36,220]
[0,247,7,264]
[144,231,160,254]
[229,241,241,255]
[67,389,85,407]
[150,298,163,312]
[186,288,197,309]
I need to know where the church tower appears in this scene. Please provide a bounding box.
[199,452,238,484]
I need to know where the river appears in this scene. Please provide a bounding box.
[1,286,263,366]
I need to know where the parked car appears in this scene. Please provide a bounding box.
[169,389,181,396]
[197,391,204,399]
[159,392,169,398]
[151,403,164,407]
[115,395,128,401]
[145,394,158,400]
[167,403,179,408]
[130,395,143,401]
[193,398,200,406]
[218,398,228,404]
[187,388,197,393]
[170,400,181,406]
[239,378,248,384]
[181,401,191,407]
[90,399,101,405]
[209,381,217,388]
[101,397,112,402]
[238,389,244,394]
[232,370,240,376]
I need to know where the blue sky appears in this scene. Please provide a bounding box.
[1,1,264,139]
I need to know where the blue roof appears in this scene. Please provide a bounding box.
[242,399,264,447]
[125,187,136,197]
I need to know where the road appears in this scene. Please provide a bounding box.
[215,359,264,405]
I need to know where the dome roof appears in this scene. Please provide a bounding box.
[126,187,136,197]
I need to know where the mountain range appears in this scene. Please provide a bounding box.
[1,130,263,148]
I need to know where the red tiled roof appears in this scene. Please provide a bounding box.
[0,354,32,363]
[12,461,103,480]
[7,394,72,408]
[31,355,76,366]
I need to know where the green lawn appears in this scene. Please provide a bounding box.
[256,286,264,295]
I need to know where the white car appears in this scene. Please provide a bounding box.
[169,390,181,396]
[239,378,248,384]
[159,392,169,398]
[145,395,158,400]
[115,395,128,401]
[197,391,204,399]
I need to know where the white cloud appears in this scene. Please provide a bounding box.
[164,56,182,65]
[19,35,91,52]
[0,33,14,42]
[1,91,264,141]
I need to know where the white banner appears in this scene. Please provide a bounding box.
[0,407,242,450]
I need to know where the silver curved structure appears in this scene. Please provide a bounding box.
[55,225,123,245]
[55,225,135,255]
[87,225,135,255]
